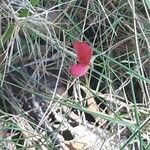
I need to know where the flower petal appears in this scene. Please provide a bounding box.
[73,41,93,65]
[69,64,89,77]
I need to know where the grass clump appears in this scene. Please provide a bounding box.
[0,0,149,149]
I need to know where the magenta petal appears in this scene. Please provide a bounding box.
[69,64,89,77]
[73,41,93,65]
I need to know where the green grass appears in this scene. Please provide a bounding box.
[0,0,150,149]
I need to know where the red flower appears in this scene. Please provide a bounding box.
[70,41,93,77]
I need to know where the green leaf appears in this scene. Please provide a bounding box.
[0,24,14,50]
[30,0,39,6]
[19,9,29,17]
[19,0,39,17]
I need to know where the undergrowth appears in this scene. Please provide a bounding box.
[0,0,150,149]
